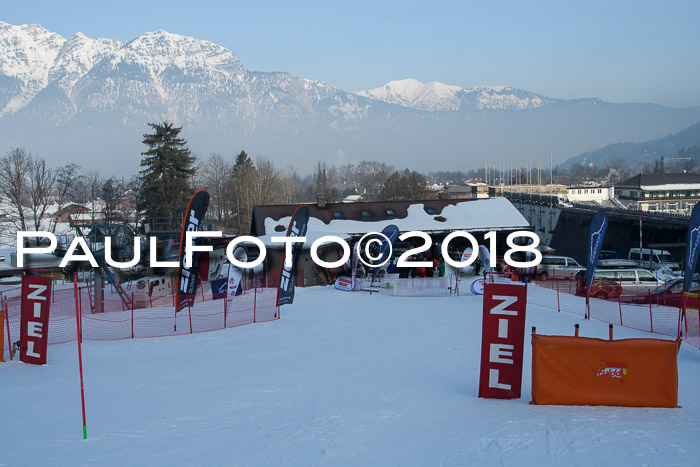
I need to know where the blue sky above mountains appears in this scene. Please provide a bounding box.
[3,0,700,108]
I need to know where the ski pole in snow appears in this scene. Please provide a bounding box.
[74,273,88,439]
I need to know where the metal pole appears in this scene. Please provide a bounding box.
[73,273,88,440]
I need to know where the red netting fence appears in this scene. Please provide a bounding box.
[2,276,280,347]
[529,270,698,350]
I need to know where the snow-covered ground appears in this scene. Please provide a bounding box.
[2,285,700,466]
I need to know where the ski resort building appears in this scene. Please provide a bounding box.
[615,173,700,214]
[251,197,530,286]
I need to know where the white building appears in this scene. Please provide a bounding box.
[615,173,700,213]
[566,186,615,203]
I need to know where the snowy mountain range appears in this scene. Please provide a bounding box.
[2,21,700,175]
[355,78,557,112]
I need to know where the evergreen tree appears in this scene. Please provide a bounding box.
[137,121,195,220]
[231,150,256,234]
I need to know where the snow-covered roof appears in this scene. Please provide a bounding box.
[240,232,352,250]
[262,198,528,236]
[640,184,700,191]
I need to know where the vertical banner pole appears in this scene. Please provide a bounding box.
[73,273,87,440]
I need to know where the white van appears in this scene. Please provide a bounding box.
[627,248,681,272]
[536,256,585,280]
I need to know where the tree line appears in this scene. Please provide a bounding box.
[1,121,430,241]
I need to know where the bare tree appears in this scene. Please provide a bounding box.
[48,162,80,233]
[279,166,303,204]
[0,147,32,232]
[255,156,282,206]
[355,160,394,201]
[379,170,427,201]
[202,153,233,227]
[27,157,56,231]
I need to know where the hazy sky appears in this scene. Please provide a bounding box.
[3,0,700,108]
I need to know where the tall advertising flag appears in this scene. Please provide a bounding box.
[176,190,210,313]
[370,224,400,285]
[277,205,310,306]
[586,211,609,287]
[684,203,700,292]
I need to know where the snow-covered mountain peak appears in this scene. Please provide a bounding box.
[0,22,67,115]
[355,78,462,111]
[356,79,558,111]
[120,29,243,72]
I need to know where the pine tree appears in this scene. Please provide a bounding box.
[137,121,195,220]
[231,150,256,234]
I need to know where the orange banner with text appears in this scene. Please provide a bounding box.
[531,334,679,407]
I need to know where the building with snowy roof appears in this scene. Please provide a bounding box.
[250,197,530,286]
[615,173,700,214]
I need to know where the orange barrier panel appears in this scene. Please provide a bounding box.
[531,334,680,408]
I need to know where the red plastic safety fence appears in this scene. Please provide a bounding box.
[682,294,700,350]
[530,276,695,349]
[3,278,280,347]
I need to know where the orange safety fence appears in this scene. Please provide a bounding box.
[531,333,680,407]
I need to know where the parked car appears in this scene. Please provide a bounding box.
[576,268,663,301]
[628,248,681,272]
[536,255,585,280]
[599,250,618,260]
[631,278,700,307]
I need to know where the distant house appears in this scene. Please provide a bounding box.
[615,173,700,213]
[53,204,89,223]
[439,185,476,200]
[340,194,364,203]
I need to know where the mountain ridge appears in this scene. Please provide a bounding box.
[2,21,700,176]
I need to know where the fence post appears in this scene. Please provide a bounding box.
[86,283,93,314]
[188,304,193,334]
[556,279,560,312]
[663,280,667,307]
[648,290,654,333]
[4,296,13,360]
[131,293,135,338]
[585,286,590,320]
[254,286,257,323]
[618,293,623,326]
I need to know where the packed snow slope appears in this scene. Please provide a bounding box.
[2,286,700,466]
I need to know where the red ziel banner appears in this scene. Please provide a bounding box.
[19,275,52,365]
[478,282,527,399]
